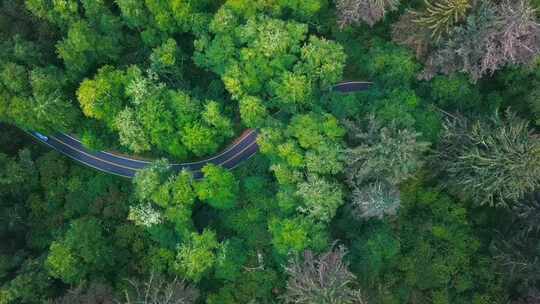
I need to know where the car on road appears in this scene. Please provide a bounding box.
[34,132,48,141]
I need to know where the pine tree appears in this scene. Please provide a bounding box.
[435,111,540,207]
[413,0,472,41]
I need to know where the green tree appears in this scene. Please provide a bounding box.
[296,175,344,223]
[393,181,501,303]
[150,38,185,82]
[77,66,126,124]
[202,101,234,137]
[114,107,151,153]
[56,20,123,79]
[24,0,79,27]
[222,0,326,20]
[45,218,116,284]
[133,159,172,203]
[194,13,345,114]
[344,116,430,186]
[214,238,247,282]
[435,111,540,207]
[207,268,279,304]
[239,96,268,128]
[195,164,239,210]
[268,216,328,255]
[174,230,219,282]
[361,40,420,88]
[426,73,482,111]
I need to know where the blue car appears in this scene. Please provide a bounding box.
[34,132,48,141]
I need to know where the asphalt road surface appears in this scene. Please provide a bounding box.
[29,81,372,179]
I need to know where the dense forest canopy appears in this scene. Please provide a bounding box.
[1,0,540,303]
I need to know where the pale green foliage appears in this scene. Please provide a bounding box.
[195,13,345,114]
[239,96,268,127]
[28,67,78,132]
[133,159,171,203]
[116,0,213,36]
[296,175,344,223]
[180,123,219,157]
[268,216,328,255]
[272,72,313,110]
[77,65,125,123]
[170,170,197,207]
[288,114,346,150]
[175,230,219,282]
[436,111,540,207]
[345,116,430,186]
[77,65,233,158]
[0,63,78,132]
[128,202,163,227]
[297,36,346,89]
[305,144,344,175]
[413,0,472,40]
[150,38,181,68]
[24,0,79,26]
[202,101,234,137]
[114,107,151,153]
[46,242,79,284]
[125,68,162,106]
[240,17,307,58]
[351,181,401,219]
[276,141,305,170]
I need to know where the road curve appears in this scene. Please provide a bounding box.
[29,81,372,179]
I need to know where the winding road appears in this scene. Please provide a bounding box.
[29,81,372,178]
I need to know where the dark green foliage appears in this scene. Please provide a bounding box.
[45,217,116,284]
[1,1,538,303]
[361,40,420,88]
[47,282,115,304]
[490,192,540,300]
[207,268,280,304]
[348,179,505,303]
[349,222,400,286]
[426,74,483,111]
